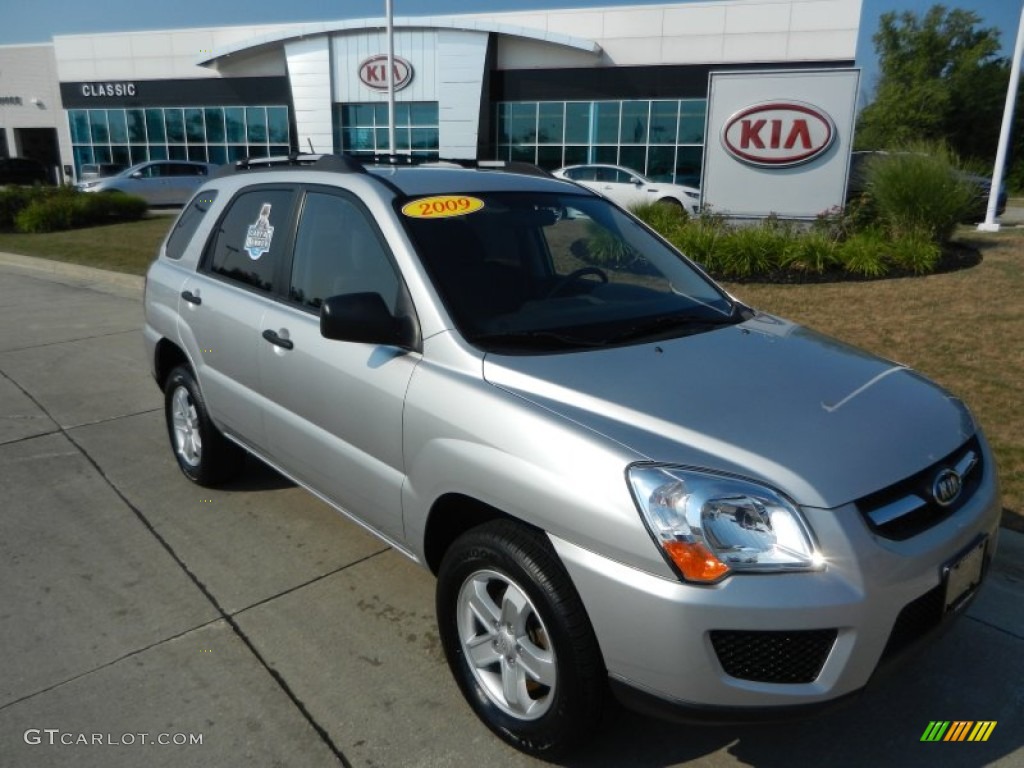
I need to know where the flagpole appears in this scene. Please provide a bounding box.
[978,1,1024,232]
[386,0,396,157]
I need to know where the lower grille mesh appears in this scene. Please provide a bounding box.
[710,629,838,684]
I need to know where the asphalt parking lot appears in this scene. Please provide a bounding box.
[0,252,1022,768]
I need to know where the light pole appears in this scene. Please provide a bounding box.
[386,0,396,157]
[978,1,1024,232]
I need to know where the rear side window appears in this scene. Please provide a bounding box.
[206,188,296,292]
[165,189,218,260]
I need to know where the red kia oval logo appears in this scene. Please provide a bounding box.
[721,102,836,167]
[358,55,414,92]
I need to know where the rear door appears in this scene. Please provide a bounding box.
[258,187,419,541]
[177,185,298,449]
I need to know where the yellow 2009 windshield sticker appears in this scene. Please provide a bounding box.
[401,196,484,219]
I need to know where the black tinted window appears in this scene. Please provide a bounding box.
[165,190,218,260]
[207,188,295,292]
[289,191,399,312]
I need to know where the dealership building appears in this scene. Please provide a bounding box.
[0,0,862,216]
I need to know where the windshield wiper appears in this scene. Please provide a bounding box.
[602,310,740,344]
[470,329,606,350]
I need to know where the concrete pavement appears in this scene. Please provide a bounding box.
[0,252,1021,767]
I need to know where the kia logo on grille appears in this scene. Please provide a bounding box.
[721,101,836,168]
[358,55,413,92]
[932,468,963,507]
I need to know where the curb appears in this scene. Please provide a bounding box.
[0,251,144,296]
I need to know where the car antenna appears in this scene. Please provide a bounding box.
[307,138,315,153]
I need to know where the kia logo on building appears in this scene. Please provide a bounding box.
[358,55,414,92]
[721,101,836,167]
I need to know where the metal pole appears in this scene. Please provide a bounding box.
[386,0,396,157]
[978,1,1024,232]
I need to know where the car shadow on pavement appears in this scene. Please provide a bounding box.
[222,454,296,493]
[560,617,1021,768]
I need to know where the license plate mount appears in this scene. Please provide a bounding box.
[943,536,986,614]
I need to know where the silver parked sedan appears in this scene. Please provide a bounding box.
[144,155,998,758]
[79,160,215,205]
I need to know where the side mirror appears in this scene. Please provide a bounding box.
[130,171,143,179]
[629,176,643,186]
[320,292,417,349]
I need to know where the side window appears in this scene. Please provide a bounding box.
[206,188,295,292]
[165,189,218,260]
[289,191,400,313]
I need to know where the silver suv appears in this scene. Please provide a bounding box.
[144,154,999,757]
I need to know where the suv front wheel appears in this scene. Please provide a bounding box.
[436,520,606,757]
[164,365,243,486]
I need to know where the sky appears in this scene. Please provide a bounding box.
[0,0,1019,103]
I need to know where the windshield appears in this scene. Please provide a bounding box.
[399,192,739,353]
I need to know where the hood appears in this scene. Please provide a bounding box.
[483,314,974,508]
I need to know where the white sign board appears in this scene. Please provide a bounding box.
[702,69,860,219]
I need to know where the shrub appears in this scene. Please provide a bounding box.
[779,229,839,274]
[14,189,147,233]
[0,186,45,230]
[864,144,977,244]
[631,201,689,241]
[889,228,941,275]
[714,220,794,278]
[837,228,890,278]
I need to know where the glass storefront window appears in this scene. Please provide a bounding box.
[335,101,439,157]
[146,109,166,143]
[69,110,89,143]
[126,110,146,143]
[594,102,620,144]
[205,108,225,143]
[620,101,648,145]
[678,100,706,144]
[267,107,288,144]
[89,110,109,144]
[495,98,707,184]
[108,111,129,144]
[165,109,185,143]
[650,101,678,145]
[246,107,267,143]
[225,108,245,143]
[565,103,590,144]
[538,103,564,145]
[69,104,290,178]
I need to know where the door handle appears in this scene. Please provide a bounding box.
[262,329,294,350]
[181,290,201,305]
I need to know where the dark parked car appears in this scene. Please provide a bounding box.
[847,150,1006,217]
[0,157,51,186]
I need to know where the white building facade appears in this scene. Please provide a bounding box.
[1,0,862,195]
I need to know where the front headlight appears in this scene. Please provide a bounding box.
[77,182,98,190]
[627,465,822,584]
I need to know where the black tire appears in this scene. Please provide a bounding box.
[436,520,606,758]
[163,365,243,486]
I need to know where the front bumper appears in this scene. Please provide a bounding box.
[549,447,1000,714]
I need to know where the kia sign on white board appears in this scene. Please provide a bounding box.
[703,70,859,218]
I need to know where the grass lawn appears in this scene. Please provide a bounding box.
[1,217,1021,529]
[0,215,173,275]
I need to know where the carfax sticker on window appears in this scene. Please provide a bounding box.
[244,203,275,259]
[401,196,484,219]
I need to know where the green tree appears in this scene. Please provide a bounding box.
[857,5,1009,164]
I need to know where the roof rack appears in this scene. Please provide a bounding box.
[209,152,554,180]
[211,153,367,178]
[350,154,554,178]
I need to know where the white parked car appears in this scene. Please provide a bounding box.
[553,163,700,213]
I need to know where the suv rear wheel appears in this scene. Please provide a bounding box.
[164,365,243,486]
[436,520,606,757]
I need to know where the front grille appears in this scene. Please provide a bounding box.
[710,629,837,684]
[856,436,983,541]
[878,585,944,664]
